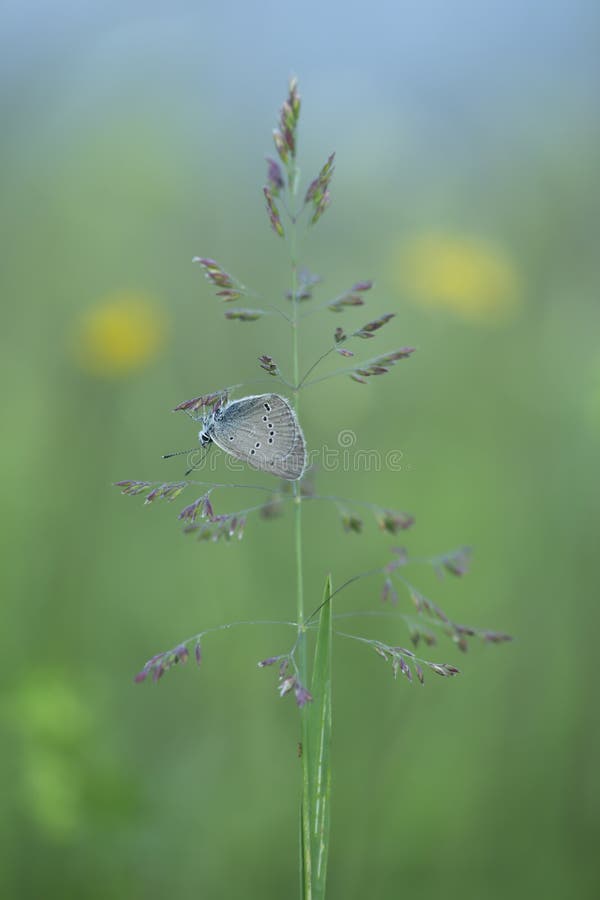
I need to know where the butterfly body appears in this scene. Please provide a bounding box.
[199,394,306,480]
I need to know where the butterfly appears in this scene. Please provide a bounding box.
[165,394,306,480]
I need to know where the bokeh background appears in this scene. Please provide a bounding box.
[1,2,599,898]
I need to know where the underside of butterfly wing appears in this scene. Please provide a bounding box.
[210,394,306,480]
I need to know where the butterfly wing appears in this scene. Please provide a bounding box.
[211,394,306,480]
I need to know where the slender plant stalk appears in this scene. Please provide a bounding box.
[289,217,305,637]
[287,194,315,897]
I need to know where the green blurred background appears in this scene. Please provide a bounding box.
[1,2,599,897]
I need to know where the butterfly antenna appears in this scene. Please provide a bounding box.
[162,447,197,460]
[184,444,211,477]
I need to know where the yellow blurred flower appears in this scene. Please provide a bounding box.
[392,233,521,323]
[73,290,166,375]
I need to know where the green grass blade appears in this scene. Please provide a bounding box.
[300,802,307,900]
[305,573,333,900]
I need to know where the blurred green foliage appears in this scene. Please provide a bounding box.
[1,3,599,898]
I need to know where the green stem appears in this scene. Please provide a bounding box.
[289,217,305,639]
[288,196,313,899]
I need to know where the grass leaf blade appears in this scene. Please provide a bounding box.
[306,574,333,899]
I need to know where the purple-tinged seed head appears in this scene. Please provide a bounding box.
[265,157,285,194]
[174,644,189,663]
[273,130,288,164]
[294,684,313,707]
[203,495,215,521]
[342,514,363,534]
[482,630,513,643]
[278,659,289,677]
[152,665,165,683]
[258,656,279,668]
[263,187,285,238]
[178,497,205,523]
[455,636,469,653]
[428,664,447,677]
[278,676,297,698]
[224,309,263,322]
